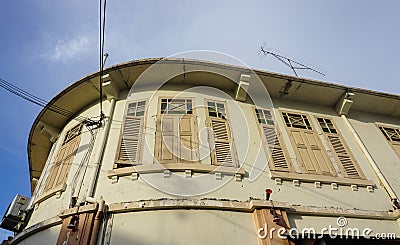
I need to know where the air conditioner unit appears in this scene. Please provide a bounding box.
[0,195,30,232]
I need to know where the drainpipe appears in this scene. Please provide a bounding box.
[87,98,116,198]
[341,114,398,200]
[89,197,105,245]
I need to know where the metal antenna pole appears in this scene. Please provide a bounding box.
[259,45,325,77]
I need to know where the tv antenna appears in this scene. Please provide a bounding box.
[259,44,325,77]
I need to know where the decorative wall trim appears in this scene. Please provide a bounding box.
[270,171,374,187]
[107,164,246,178]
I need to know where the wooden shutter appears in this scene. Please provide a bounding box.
[327,135,361,178]
[253,209,294,245]
[262,125,290,171]
[290,129,333,175]
[156,105,199,164]
[115,101,146,167]
[44,127,81,192]
[158,116,179,163]
[179,114,199,162]
[117,117,143,164]
[57,212,96,245]
[210,118,235,166]
[317,117,363,179]
[55,138,80,187]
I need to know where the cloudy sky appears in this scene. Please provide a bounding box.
[0,0,399,240]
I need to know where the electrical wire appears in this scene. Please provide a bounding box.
[99,0,107,121]
[0,77,94,124]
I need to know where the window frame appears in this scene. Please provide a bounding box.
[315,116,366,179]
[40,123,83,201]
[205,99,238,167]
[253,107,293,172]
[114,99,148,168]
[280,110,336,176]
[155,97,200,164]
[378,124,400,159]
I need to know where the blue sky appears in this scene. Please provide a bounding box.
[0,0,399,240]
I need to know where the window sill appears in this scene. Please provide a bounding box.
[108,163,245,178]
[270,171,375,187]
[34,183,66,204]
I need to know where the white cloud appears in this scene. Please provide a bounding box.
[50,36,90,61]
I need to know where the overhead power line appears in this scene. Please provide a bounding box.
[0,77,94,124]
[98,0,108,123]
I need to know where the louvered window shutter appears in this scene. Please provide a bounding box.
[255,108,290,172]
[263,126,290,171]
[44,124,82,192]
[56,137,80,187]
[211,118,234,166]
[117,101,146,166]
[118,117,143,164]
[207,101,236,167]
[317,117,362,179]
[327,135,360,178]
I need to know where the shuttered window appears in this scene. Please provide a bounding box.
[317,117,364,179]
[282,112,335,176]
[255,108,291,172]
[379,126,400,159]
[155,98,199,163]
[115,101,146,168]
[206,101,237,167]
[44,124,82,192]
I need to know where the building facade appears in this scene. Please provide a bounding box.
[5,58,400,244]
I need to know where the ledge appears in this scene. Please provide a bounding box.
[107,163,246,178]
[11,216,62,245]
[11,199,400,244]
[270,171,375,187]
[59,203,98,218]
[108,198,400,220]
[33,183,66,204]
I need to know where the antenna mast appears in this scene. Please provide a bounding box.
[259,44,325,77]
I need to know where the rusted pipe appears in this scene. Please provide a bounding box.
[90,198,105,245]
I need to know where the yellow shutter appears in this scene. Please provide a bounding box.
[179,115,199,162]
[44,146,67,191]
[291,130,333,175]
[55,137,80,187]
[262,126,290,171]
[291,130,317,173]
[157,114,199,163]
[118,116,143,164]
[304,131,332,175]
[159,116,178,163]
[44,129,81,192]
[210,118,235,166]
